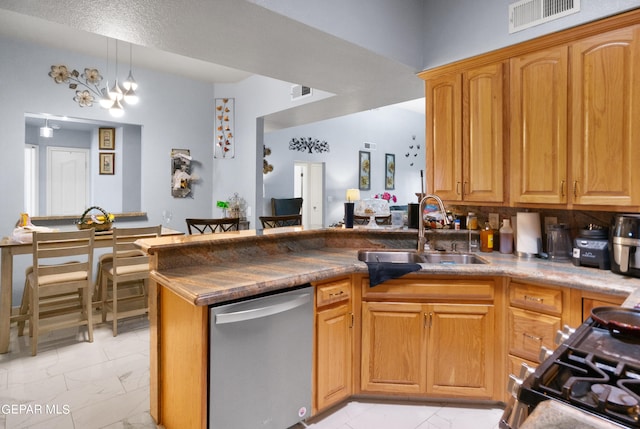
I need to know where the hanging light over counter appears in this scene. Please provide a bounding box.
[47,38,140,118]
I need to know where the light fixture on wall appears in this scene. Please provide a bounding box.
[39,118,53,138]
[48,38,140,117]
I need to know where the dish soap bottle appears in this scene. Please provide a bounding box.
[499,219,513,254]
[480,222,493,252]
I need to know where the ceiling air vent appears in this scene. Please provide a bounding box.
[291,84,312,100]
[509,0,580,33]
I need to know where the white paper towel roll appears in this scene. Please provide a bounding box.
[516,212,541,256]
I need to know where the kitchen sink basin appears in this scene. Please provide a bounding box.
[357,250,488,265]
[422,252,487,265]
[357,250,425,263]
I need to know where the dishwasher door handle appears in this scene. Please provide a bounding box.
[214,292,312,325]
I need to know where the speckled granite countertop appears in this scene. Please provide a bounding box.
[140,227,640,308]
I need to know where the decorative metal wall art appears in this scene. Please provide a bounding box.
[288,137,330,154]
[214,98,235,158]
[359,151,371,190]
[263,146,274,174]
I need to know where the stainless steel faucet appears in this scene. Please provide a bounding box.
[417,194,450,253]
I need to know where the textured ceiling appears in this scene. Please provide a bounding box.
[0,0,424,129]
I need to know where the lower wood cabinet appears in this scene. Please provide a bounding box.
[314,277,353,413]
[360,300,495,399]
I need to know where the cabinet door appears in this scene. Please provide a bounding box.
[316,302,352,411]
[463,63,504,202]
[427,304,495,398]
[361,302,427,394]
[571,26,640,206]
[510,46,568,204]
[426,73,463,201]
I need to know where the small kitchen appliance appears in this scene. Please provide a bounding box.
[501,306,640,428]
[546,223,572,261]
[610,214,640,278]
[572,224,610,270]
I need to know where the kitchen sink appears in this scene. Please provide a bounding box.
[422,252,487,265]
[357,250,425,263]
[357,250,488,265]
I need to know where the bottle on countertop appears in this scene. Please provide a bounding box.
[499,219,514,254]
[480,222,493,253]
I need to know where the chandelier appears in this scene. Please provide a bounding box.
[48,39,139,118]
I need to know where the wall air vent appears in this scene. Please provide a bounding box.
[363,142,377,151]
[291,84,312,100]
[509,0,580,33]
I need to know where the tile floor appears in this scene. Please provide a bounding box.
[0,318,504,429]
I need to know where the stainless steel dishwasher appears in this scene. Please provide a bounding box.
[209,285,313,429]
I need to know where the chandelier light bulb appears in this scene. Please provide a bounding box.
[124,87,139,105]
[123,70,138,91]
[99,85,113,108]
[109,98,125,117]
[109,79,123,101]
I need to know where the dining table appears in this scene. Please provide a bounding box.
[0,226,183,354]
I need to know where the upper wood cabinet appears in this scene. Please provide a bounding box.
[510,46,569,204]
[570,26,640,207]
[426,62,504,203]
[511,26,640,207]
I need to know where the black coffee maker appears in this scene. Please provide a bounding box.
[610,214,640,278]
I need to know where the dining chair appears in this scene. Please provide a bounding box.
[259,214,303,228]
[185,218,240,234]
[271,198,303,216]
[20,229,95,356]
[354,215,392,226]
[99,225,161,336]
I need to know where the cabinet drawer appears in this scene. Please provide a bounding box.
[510,282,563,316]
[508,307,561,363]
[316,278,351,308]
[362,277,494,301]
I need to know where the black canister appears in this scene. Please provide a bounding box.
[408,203,420,229]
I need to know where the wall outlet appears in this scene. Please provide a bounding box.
[488,213,499,230]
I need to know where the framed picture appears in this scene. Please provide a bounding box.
[385,153,395,190]
[358,150,370,190]
[99,128,115,150]
[99,152,115,175]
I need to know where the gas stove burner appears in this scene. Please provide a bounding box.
[591,383,640,416]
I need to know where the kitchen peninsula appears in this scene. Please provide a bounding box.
[139,228,640,429]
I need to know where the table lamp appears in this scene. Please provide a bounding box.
[345,189,360,228]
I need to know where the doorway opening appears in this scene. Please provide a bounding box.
[294,161,325,229]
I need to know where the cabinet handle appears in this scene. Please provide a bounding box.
[463,181,468,196]
[350,313,354,329]
[456,182,461,195]
[524,295,543,303]
[425,312,433,328]
[523,332,542,342]
[560,180,565,197]
[329,290,344,297]
[573,181,578,197]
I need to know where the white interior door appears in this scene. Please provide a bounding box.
[294,161,324,228]
[46,147,90,215]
